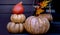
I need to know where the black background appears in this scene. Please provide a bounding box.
[0,0,60,35]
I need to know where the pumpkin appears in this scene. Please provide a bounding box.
[7,22,24,33]
[24,16,50,34]
[38,14,53,21]
[10,14,26,23]
[12,2,24,14]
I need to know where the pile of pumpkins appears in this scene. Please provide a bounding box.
[7,2,53,34]
[7,14,26,33]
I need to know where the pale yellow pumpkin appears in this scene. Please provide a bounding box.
[10,14,26,23]
[39,14,53,21]
[24,16,50,34]
[7,22,24,33]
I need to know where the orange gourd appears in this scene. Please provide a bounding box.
[12,2,24,14]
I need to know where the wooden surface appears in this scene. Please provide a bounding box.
[0,0,60,35]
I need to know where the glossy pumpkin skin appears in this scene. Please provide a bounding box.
[12,2,24,14]
[7,22,24,33]
[38,14,53,21]
[10,14,26,23]
[24,16,50,34]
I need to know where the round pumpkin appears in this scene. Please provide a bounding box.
[10,14,26,23]
[24,16,50,34]
[7,22,24,33]
[12,2,24,14]
[39,14,53,21]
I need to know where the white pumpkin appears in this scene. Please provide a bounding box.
[39,14,53,21]
[24,16,50,34]
[7,22,24,33]
[10,14,26,23]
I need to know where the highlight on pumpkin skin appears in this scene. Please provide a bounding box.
[12,1,24,14]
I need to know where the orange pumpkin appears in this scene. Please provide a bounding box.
[12,2,24,14]
[24,16,50,34]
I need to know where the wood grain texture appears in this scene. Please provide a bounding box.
[0,0,33,4]
[0,5,34,14]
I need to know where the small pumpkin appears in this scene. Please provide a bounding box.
[12,2,24,14]
[38,14,53,21]
[10,14,26,23]
[24,16,50,34]
[7,22,24,33]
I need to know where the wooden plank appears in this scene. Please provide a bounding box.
[0,0,33,4]
[49,22,60,33]
[0,5,34,14]
[0,14,10,34]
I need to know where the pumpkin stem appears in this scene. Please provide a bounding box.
[34,0,51,16]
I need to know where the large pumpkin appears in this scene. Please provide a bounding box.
[10,14,26,23]
[7,22,24,33]
[24,16,50,34]
[38,14,53,21]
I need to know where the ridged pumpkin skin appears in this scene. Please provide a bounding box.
[7,22,24,33]
[39,14,53,21]
[24,16,50,34]
[10,14,26,23]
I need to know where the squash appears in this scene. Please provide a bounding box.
[24,16,50,34]
[39,14,53,21]
[12,2,24,14]
[7,22,24,33]
[10,14,26,23]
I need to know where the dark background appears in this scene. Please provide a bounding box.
[0,0,60,35]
